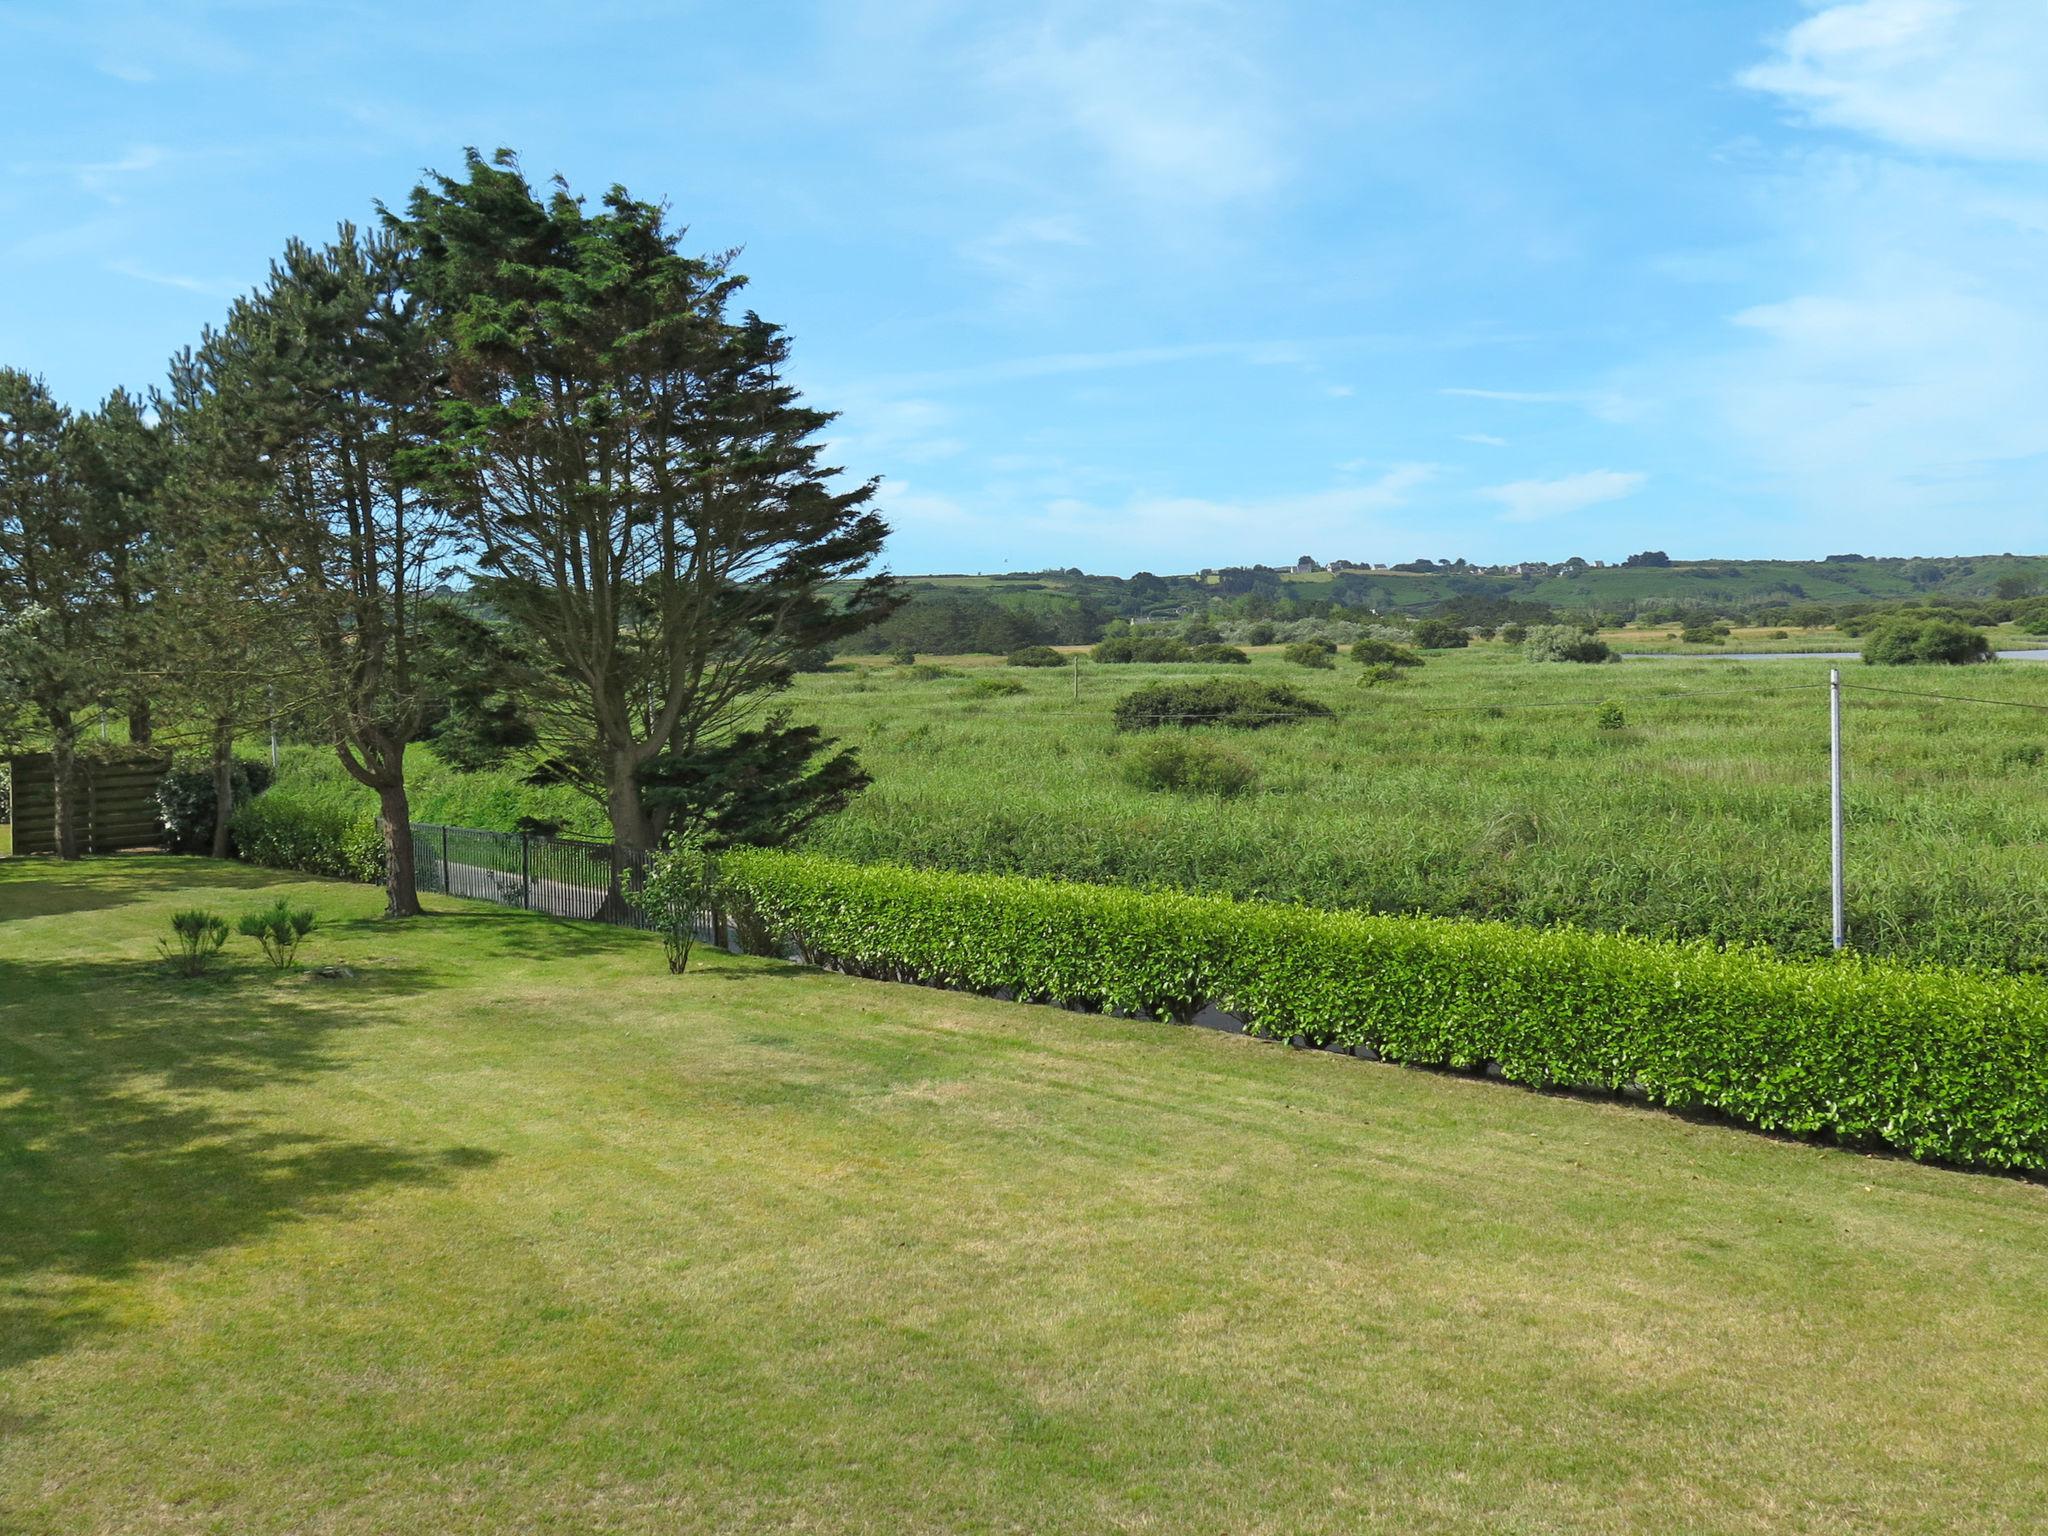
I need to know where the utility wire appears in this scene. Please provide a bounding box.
[1840,682,2048,713]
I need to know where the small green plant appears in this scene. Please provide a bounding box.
[1118,736,1259,798]
[1006,645,1066,668]
[969,675,1026,697]
[636,833,719,974]
[889,645,916,665]
[1594,701,1626,731]
[1356,663,1406,688]
[160,908,229,977]
[236,898,317,970]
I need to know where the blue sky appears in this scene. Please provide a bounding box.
[4,0,2047,574]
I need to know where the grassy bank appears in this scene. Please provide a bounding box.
[6,856,2048,1532]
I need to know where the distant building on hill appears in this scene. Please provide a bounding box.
[1294,555,1320,573]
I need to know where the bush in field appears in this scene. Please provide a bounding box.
[1356,664,1407,688]
[1862,619,1992,666]
[1523,626,1614,664]
[968,675,1026,696]
[1284,640,1335,669]
[1180,620,1224,645]
[1189,643,1251,664]
[236,898,316,970]
[1007,645,1066,668]
[1595,701,1627,731]
[718,850,2048,1171]
[1681,623,1729,645]
[1350,637,1422,668]
[1112,678,1334,731]
[889,645,915,665]
[1118,736,1259,798]
[1499,623,1529,645]
[1411,619,1469,650]
[160,909,229,977]
[1242,622,1277,646]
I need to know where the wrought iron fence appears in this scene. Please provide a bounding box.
[410,822,653,929]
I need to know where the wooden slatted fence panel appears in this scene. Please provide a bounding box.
[4,753,170,855]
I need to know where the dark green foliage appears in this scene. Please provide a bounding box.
[1498,623,1529,645]
[229,795,385,883]
[1284,640,1335,669]
[157,758,275,854]
[1117,737,1258,798]
[1092,635,1197,664]
[1350,638,1423,668]
[1180,620,1223,645]
[1006,645,1066,668]
[1411,619,1469,650]
[1188,644,1250,664]
[1523,626,1615,663]
[236,898,316,970]
[969,676,1026,696]
[719,852,2048,1172]
[1680,624,1729,644]
[160,908,229,977]
[637,716,870,850]
[418,605,542,771]
[1112,679,1333,731]
[889,646,916,665]
[1242,622,1277,646]
[1595,701,1626,731]
[1862,619,1993,665]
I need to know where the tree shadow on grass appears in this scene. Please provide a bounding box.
[0,953,497,1378]
[403,906,663,962]
[0,854,296,924]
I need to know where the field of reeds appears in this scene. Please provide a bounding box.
[265,639,2048,974]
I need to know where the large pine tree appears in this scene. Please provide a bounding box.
[391,151,896,870]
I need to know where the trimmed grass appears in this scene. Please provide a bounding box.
[5,859,2048,1532]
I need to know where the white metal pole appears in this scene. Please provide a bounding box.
[1829,668,1845,950]
[269,688,279,776]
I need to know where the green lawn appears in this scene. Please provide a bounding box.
[8,857,2048,1533]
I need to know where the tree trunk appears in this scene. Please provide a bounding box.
[598,753,659,920]
[208,716,235,860]
[49,712,79,861]
[377,779,422,918]
[128,695,153,748]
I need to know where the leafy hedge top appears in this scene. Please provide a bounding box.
[718,850,2048,1172]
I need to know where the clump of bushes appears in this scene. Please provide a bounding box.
[716,851,2048,1171]
[1112,678,1334,731]
[1498,623,1529,646]
[1350,637,1422,668]
[158,758,278,855]
[1093,635,1195,664]
[1411,619,1469,650]
[1862,619,1993,666]
[1283,640,1334,669]
[160,908,230,977]
[889,645,916,665]
[1681,623,1729,645]
[968,675,1026,697]
[1189,643,1250,664]
[1523,626,1615,664]
[1117,736,1259,798]
[230,796,384,883]
[1007,645,1067,668]
[237,898,317,970]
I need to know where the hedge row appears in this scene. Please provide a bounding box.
[229,794,384,884]
[717,850,2048,1171]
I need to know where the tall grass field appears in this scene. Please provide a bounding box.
[264,642,2048,973]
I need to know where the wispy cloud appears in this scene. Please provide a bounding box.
[1440,385,1644,422]
[105,259,230,296]
[1459,432,1508,447]
[1482,469,1645,523]
[1740,0,2048,163]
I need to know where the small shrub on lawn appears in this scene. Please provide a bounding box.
[1356,663,1407,688]
[237,898,316,970]
[635,835,718,974]
[717,851,2048,1171]
[160,909,229,977]
[1007,645,1066,668]
[1118,736,1259,798]
[1595,701,1627,730]
[1112,678,1335,731]
[1523,626,1615,664]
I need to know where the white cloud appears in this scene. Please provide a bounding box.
[104,259,228,296]
[1481,470,1645,523]
[1740,0,2048,162]
[1439,385,1645,423]
[1459,433,1508,447]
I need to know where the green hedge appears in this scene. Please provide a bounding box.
[230,793,385,884]
[718,851,2048,1171]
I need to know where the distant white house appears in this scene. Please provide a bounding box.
[1294,555,1320,573]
